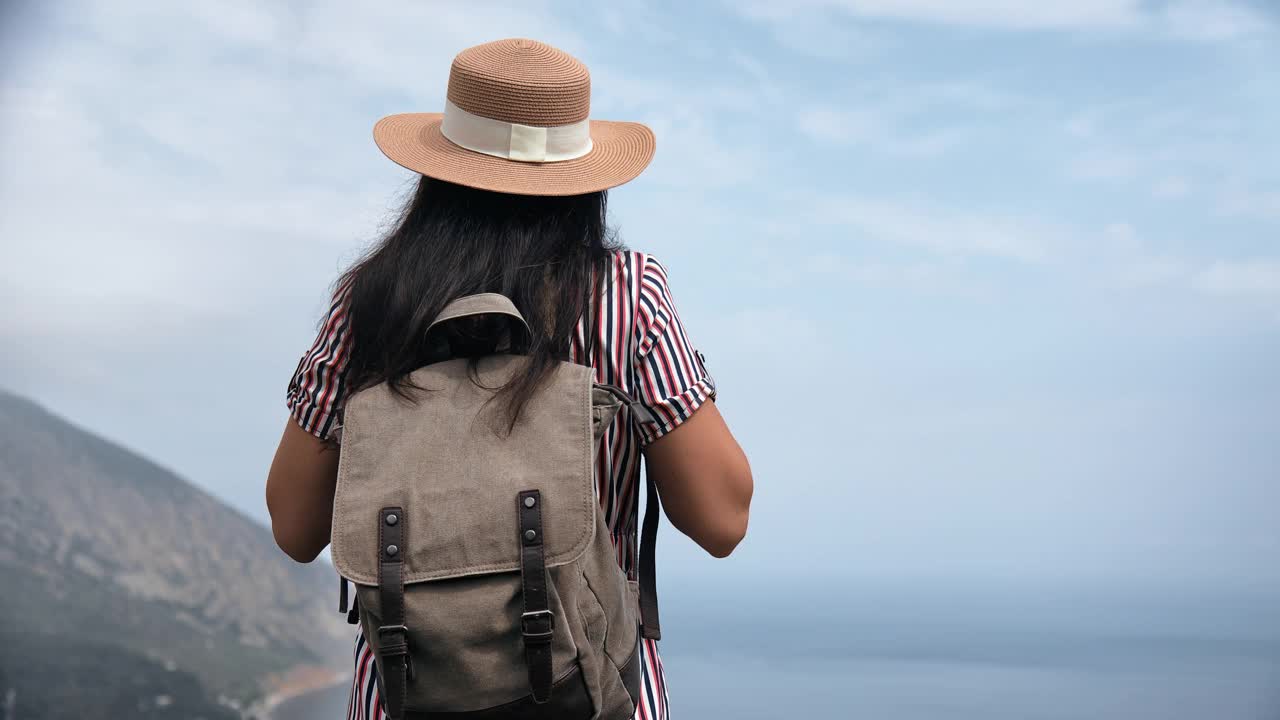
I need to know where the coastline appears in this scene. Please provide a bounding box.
[244,666,350,720]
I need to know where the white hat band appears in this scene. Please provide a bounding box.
[440,99,593,163]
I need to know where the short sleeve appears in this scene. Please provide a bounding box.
[285,280,354,441]
[632,254,717,446]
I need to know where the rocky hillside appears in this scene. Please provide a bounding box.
[0,390,350,718]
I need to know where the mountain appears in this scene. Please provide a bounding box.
[0,390,350,719]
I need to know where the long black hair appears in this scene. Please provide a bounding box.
[340,175,621,428]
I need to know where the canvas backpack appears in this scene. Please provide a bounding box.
[330,293,663,720]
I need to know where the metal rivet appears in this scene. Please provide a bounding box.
[524,530,537,542]
[524,497,536,508]
[386,544,399,556]
[385,513,398,526]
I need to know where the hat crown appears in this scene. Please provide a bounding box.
[447,38,591,127]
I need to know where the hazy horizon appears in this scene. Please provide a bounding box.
[274,576,1280,718]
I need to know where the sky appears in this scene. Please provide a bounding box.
[1,0,1278,595]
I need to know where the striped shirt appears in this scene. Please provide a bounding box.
[286,250,716,720]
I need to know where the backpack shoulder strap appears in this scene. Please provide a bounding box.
[638,450,662,640]
[426,293,531,337]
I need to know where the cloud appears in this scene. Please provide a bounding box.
[779,201,1280,321]
[726,50,785,106]
[1216,186,1280,221]
[596,0,679,46]
[62,0,585,94]
[809,196,1058,263]
[1159,0,1274,41]
[803,254,986,296]
[1086,222,1185,286]
[798,106,966,157]
[0,75,385,316]
[736,0,1144,30]
[797,81,1016,158]
[1152,175,1193,199]
[1193,259,1280,299]
[1085,223,1280,313]
[1064,110,1103,140]
[734,0,1270,38]
[716,236,988,298]
[741,5,890,60]
[1058,97,1273,211]
[1067,149,1141,182]
[723,307,825,353]
[588,67,771,190]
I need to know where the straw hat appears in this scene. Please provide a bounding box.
[372,38,655,196]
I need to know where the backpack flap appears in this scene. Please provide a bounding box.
[330,354,597,586]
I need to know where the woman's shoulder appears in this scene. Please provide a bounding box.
[606,249,673,295]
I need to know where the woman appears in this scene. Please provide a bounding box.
[265,38,752,720]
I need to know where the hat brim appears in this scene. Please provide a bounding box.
[372,113,655,196]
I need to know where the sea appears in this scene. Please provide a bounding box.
[273,581,1280,719]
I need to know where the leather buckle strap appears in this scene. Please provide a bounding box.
[378,624,415,682]
[379,506,410,719]
[517,490,554,704]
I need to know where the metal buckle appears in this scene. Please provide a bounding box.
[520,610,554,641]
[378,624,409,650]
[376,625,414,680]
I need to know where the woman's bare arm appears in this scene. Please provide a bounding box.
[266,421,340,562]
[643,401,753,558]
